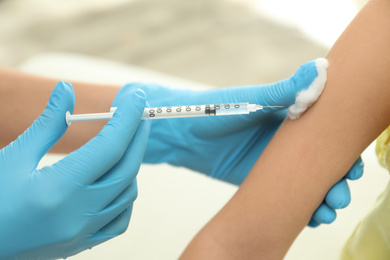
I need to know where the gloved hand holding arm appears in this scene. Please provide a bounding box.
[0,81,150,259]
[181,0,390,257]
[116,60,363,226]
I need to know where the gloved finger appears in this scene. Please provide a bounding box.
[90,180,137,233]
[53,89,146,185]
[112,83,135,107]
[90,119,150,211]
[79,206,133,254]
[1,81,75,171]
[44,206,134,259]
[345,156,364,180]
[255,59,320,110]
[182,60,318,110]
[97,206,133,239]
[308,218,320,228]
[311,203,337,224]
[113,82,183,108]
[325,178,351,209]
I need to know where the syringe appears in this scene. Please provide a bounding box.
[65,102,283,126]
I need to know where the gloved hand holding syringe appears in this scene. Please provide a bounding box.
[66,102,283,125]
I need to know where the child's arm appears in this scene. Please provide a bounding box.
[180,0,390,259]
[0,68,118,152]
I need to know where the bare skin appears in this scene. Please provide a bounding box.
[0,68,119,152]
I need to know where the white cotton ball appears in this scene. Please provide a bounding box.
[288,58,329,120]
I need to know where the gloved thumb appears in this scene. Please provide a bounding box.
[2,81,75,171]
[255,59,320,108]
[193,59,322,112]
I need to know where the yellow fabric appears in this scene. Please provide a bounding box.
[340,127,390,260]
[376,126,390,170]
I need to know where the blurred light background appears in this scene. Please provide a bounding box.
[0,1,372,259]
[0,0,365,87]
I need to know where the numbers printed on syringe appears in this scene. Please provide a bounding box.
[145,103,244,118]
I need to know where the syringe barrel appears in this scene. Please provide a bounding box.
[138,103,250,119]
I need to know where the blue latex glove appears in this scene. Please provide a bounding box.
[308,157,364,227]
[117,60,364,226]
[0,81,150,259]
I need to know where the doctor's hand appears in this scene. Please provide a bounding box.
[117,60,363,227]
[0,81,150,259]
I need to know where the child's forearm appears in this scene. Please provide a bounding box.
[181,0,390,258]
[0,68,119,152]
